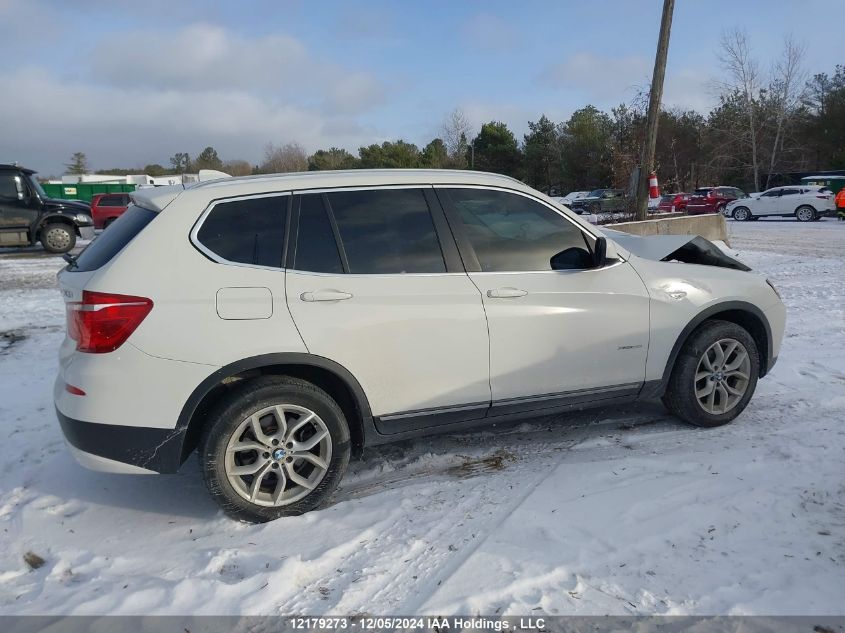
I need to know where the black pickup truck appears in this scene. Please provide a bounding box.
[0,164,95,254]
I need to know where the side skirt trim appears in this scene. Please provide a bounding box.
[373,383,642,437]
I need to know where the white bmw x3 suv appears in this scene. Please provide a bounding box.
[54,170,785,522]
[725,185,835,221]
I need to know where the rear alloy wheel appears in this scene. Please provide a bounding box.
[200,376,350,522]
[663,320,759,427]
[40,223,76,254]
[732,206,751,221]
[796,205,815,222]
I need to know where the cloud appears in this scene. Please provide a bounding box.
[538,52,716,113]
[462,13,521,51]
[88,23,385,115]
[538,53,651,102]
[0,67,380,174]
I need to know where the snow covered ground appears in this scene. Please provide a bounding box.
[0,221,843,615]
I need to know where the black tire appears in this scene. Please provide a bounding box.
[40,223,76,254]
[795,205,815,222]
[732,206,751,221]
[662,320,759,428]
[199,375,351,523]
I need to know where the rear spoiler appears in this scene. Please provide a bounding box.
[129,185,185,213]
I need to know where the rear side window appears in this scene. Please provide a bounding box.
[195,196,286,268]
[325,188,446,274]
[73,205,157,272]
[99,195,123,207]
[294,194,343,274]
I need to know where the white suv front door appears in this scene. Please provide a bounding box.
[285,188,491,428]
[439,187,650,412]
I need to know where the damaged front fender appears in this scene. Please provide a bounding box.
[601,229,751,272]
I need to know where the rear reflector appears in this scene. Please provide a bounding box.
[65,383,86,396]
[67,290,153,353]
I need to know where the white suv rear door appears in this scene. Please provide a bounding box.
[285,187,491,429]
[437,187,650,414]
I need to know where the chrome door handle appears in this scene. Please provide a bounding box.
[300,290,353,302]
[487,287,528,298]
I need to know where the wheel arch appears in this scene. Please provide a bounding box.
[36,213,82,237]
[644,301,773,399]
[795,203,816,215]
[177,353,374,466]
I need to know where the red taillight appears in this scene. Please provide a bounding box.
[66,291,153,354]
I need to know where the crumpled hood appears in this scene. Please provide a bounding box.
[601,228,751,272]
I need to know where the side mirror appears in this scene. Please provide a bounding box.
[593,236,607,268]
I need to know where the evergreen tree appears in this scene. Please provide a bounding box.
[469,122,521,178]
[194,146,223,171]
[65,152,89,174]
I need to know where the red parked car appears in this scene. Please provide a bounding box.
[685,186,748,215]
[90,193,131,229]
[656,193,691,213]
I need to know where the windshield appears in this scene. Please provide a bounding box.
[29,176,48,199]
[587,189,604,197]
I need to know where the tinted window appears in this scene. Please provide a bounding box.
[99,195,123,207]
[295,194,343,274]
[781,189,799,196]
[446,188,593,272]
[0,174,17,198]
[73,206,157,272]
[196,196,286,267]
[326,189,445,274]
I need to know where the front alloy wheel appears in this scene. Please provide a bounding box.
[662,319,759,427]
[694,339,751,415]
[732,207,750,221]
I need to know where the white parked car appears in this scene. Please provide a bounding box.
[54,169,785,522]
[726,185,835,221]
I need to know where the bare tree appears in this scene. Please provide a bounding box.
[442,109,471,168]
[222,159,253,176]
[718,29,761,191]
[260,142,308,173]
[764,36,807,189]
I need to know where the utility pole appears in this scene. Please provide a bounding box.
[636,0,675,221]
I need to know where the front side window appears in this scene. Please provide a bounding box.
[326,188,446,274]
[195,195,286,267]
[445,188,594,272]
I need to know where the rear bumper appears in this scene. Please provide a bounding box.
[56,408,186,474]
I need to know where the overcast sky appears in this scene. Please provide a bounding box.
[1,0,841,176]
